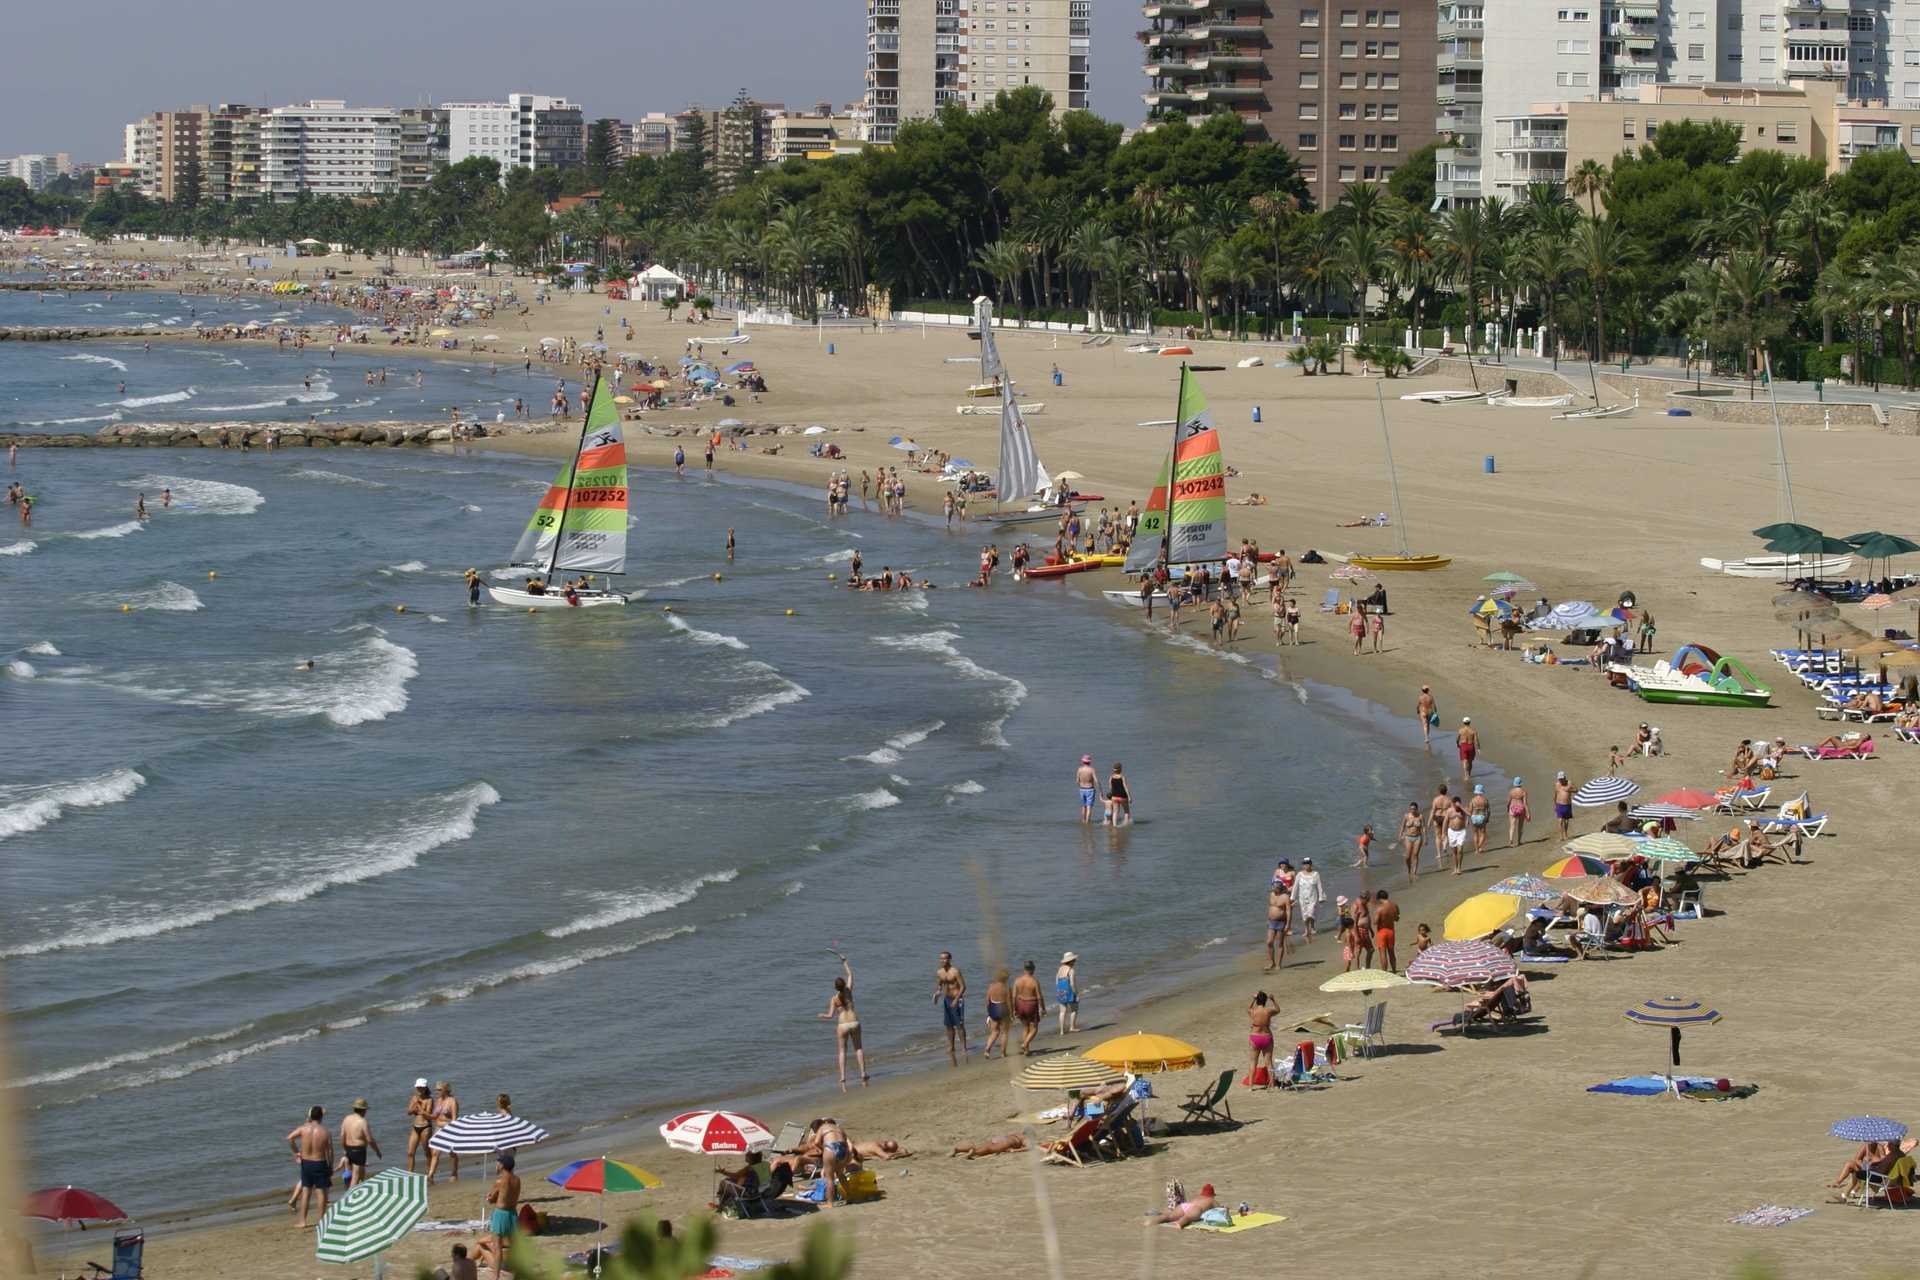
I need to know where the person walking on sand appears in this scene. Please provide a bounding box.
[1456,717,1479,783]
[1076,754,1099,823]
[1265,878,1291,971]
[1355,822,1375,867]
[933,951,969,1064]
[1400,801,1425,879]
[820,950,868,1090]
[1427,783,1451,862]
[286,1105,333,1229]
[1055,952,1081,1035]
[1011,960,1045,1055]
[1416,685,1437,746]
[1553,770,1574,839]
[338,1098,382,1190]
[1248,992,1277,1081]
[1506,776,1530,848]
[1445,796,1470,874]
[1373,890,1402,972]
[1468,784,1491,857]
[1293,857,1324,940]
[426,1081,459,1183]
[983,969,1011,1058]
[1350,603,1367,655]
[1370,607,1385,653]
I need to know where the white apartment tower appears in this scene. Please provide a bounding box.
[261,101,403,201]
[1447,0,1920,204]
[862,0,1093,144]
[446,94,586,173]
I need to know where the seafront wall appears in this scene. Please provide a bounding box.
[6,419,849,449]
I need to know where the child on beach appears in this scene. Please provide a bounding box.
[1337,897,1356,972]
[1355,823,1374,867]
[1413,923,1433,958]
[1609,745,1625,770]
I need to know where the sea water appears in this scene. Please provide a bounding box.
[0,444,1434,1214]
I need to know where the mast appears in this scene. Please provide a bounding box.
[544,367,600,581]
[1762,349,1795,523]
[1374,382,1412,558]
[1160,364,1187,568]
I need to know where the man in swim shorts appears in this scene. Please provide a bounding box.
[1445,798,1469,874]
[285,1105,333,1229]
[1011,960,1045,1056]
[1265,880,1291,971]
[478,1153,520,1275]
[1077,754,1099,823]
[1372,890,1400,972]
[933,951,969,1065]
[338,1098,381,1190]
[1456,717,1478,783]
[1553,770,1574,838]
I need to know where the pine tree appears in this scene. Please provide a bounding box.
[175,148,203,210]
[586,118,620,186]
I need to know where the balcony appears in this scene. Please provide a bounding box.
[1144,27,1207,47]
[1190,22,1265,41]
[1494,132,1568,152]
[1784,0,1847,12]
[1143,0,1205,14]
[1143,89,1204,108]
[1437,17,1484,38]
[1192,52,1263,70]
[1142,59,1200,77]
[1194,82,1266,101]
[1439,48,1484,71]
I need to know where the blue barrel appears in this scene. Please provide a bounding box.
[1252,405,1262,423]
[1483,455,1496,474]
[1053,369,1063,386]
[828,342,836,355]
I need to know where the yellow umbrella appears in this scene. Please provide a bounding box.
[1443,892,1521,942]
[1564,832,1642,859]
[429,328,453,336]
[1013,1054,1124,1091]
[613,394,634,404]
[1085,1032,1205,1073]
[1319,968,1413,993]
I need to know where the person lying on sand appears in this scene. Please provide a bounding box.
[949,1134,1027,1159]
[1228,493,1268,506]
[1148,1183,1217,1228]
[853,1139,911,1161]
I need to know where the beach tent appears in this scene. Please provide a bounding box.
[634,263,687,302]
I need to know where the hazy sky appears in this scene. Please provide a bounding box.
[6,0,1147,159]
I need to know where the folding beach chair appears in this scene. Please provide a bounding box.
[1041,1118,1102,1167]
[83,1231,142,1280]
[1317,588,1340,612]
[1178,1069,1235,1124]
[1340,1001,1387,1059]
[770,1120,807,1153]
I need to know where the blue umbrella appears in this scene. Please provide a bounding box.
[1573,776,1640,807]
[1486,874,1556,899]
[1831,1116,1908,1143]
[1625,996,1721,1097]
[1628,803,1700,822]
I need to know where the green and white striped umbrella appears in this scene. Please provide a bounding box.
[315,1168,428,1264]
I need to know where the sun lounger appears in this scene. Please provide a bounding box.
[1317,588,1340,612]
[1801,740,1876,761]
[1896,725,1920,744]
[1754,811,1825,840]
[1041,1118,1103,1167]
[718,1163,795,1219]
[771,1121,807,1153]
[1178,1070,1235,1126]
[1713,786,1770,812]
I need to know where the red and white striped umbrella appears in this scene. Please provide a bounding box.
[1406,939,1517,989]
[658,1109,774,1154]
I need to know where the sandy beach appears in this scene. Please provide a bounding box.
[10,243,1920,1279]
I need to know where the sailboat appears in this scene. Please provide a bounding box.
[972,295,1077,527]
[1346,383,1453,572]
[486,370,631,608]
[1104,364,1228,606]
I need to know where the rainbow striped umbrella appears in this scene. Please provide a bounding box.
[1406,939,1516,989]
[1542,853,1612,879]
[546,1158,660,1277]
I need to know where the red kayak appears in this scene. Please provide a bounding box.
[1023,560,1100,579]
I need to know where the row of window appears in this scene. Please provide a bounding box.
[1299,164,1398,184]
[1296,102,1402,120]
[1298,8,1401,27]
[1617,115,1798,142]
[1295,132,1401,151]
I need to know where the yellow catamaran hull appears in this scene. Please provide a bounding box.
[1347,554,1453,571]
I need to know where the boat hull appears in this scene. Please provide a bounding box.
[1347,554,1453,571]
[1633,687,1772,708]
[1699,554,1853,580]
[979,505,1083,526]
[1022,560,1100,579]
[487,586,628,609]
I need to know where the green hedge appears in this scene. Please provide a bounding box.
[1151,308,1205,329]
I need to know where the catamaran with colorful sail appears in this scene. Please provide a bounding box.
[487,370,631,609]
[1104,365,1233,606]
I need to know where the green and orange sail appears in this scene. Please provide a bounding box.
[511,371,629,576]
[1123,450,1171,575]
[1165,365,1226,564]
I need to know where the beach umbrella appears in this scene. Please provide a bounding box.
[22,1184,127,1274]
[1542,853,1612,879]
[1572,777,1639,806]
[1628,803,1701,822]
[546,1158,661,1277]
[1830,1116,1909,1143]
[427,1111,548,1155]
[1564,832,1642,858]
[1406,939,1516,989]
[659,1109,774,1155]
[1051,470,1085,484]
[1013,1055,1124,1091]
[1624,995,1722,1097]
[1765,530,1855,556]
[1558,876,1640,906]
[1085,1032,1205,1073]
[1848,533,1920,565]
[1753,522,1820,542]
[1443,892,1522,942]
[1467,595,1514,619]
[1860,593,1895,610]
[1636,836,1702,863]
[1487,874,1557,900]
[1319,968,1413,993]
[1657,788,1718,809]
[314,1169,427,1269]
[1483,571,1531,584]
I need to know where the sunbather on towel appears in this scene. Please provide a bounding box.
[950,1134,1027,1159]
[1148,1183,1218,1228]
[853,1140,911,1161]
[1807,733,1862,753]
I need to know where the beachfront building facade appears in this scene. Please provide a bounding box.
[4,154,66,192]
[398,108,450,189]
[1441,0,1920,204]
[204,106,266,204]
[446,95,586,175]
[863,0,1094,145]
[126,107,210,202]
[1139,0,1438,210]
[260,101,405,201]
[626,113,678,158]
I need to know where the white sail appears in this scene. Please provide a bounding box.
[997,382,1047,506]
[975,294,1005,383]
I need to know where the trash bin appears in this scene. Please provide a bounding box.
[1483,455,1496,474]
[1252,405,1262,423]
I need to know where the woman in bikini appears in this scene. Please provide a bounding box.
[1247,992,1277,1081]
[1506,777,1530,848]
[405,1081,433,1172]
[818,952,868,1091]
[426,1081,459,1182]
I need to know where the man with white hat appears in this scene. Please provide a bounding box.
[1055,952,1080,1035]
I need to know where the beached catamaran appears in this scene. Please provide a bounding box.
[1104,365,1227,605]
[974,296,1071,527]
[487,370,630,609]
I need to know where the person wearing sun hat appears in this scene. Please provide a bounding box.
[1076,754,1098,823]
[1456,715,1479,784]
[1055,951,1080,1035]
[1506,776,1530,848]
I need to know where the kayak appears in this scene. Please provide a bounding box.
[1071,553,1127,568]
[1023,560,1101,580]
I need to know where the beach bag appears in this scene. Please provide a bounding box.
[1200,1207,1234,1227]
[1166,1180,1187,1212]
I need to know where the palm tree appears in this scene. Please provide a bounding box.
[971,238,1032,320]
[1168,223,1215,330]
[1566,159,1608,217]
[1249,191,1300,335]
[1293,222,1342,322]
[1438,199,1492,351]
[1710,250,1785,394]
[1511,233,1575,363]
[1728,179,1793,258]
[1784,184,1849,346]
[1336,222,1390,331]
[1338,181,1384,232]
[1389,203,1438,340]
[1062,221,1108,319]
[1573,216,1644,366]
[1203,240,1260,338]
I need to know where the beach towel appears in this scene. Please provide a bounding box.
[1728,1205,1813,1227]
[1192,1211,1288,1234]
[1588,1075,1755,1098]
[412,1218,485,1233]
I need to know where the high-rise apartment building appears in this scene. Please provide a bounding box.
[124,102,435,203]
[205,105,267,203]
[125,108,211,201]
[1141,0,1438,210]
[261,101,404,201]
[5,155,62,191]
[1445,1,1920,203]
[626,113,677,157]
[863,0,1093,145]
[447,94,585,174]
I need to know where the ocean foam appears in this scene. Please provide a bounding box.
[667,614,748,650]
[845,787,901,811]
[69,521,145,541]
[88,1028,325,1096]
[78,580,202,611]
[386,925,694,1009]
[853,719,945,765]
[24,412,126,427]
[694,661,810,729]
[291,468,388,489]
[544,869,739,939]
[6,659,32,678]
[24,641,60,656]
[107,388,195,408]
[875,631,1027,746]
[386,560,428,574]
[62,352,129,373]
[949,780,987,796]
[0,541,37,556]
[0,768,145,842]
[0,781,498,957]
[6,1022,256,1089]
[119,475,264,516]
